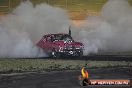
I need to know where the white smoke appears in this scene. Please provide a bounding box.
[1,0,132,57]
[0,1,70,57]
[77,0,132,55]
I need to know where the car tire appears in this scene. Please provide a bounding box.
[51,49,60,58]
[78,50,83,58]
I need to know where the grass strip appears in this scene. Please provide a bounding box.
[0,59,131,73]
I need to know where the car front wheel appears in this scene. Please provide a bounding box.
[77,50,83,58]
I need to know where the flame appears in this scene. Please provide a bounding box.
[81,67,89,78]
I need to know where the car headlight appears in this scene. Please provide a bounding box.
[76,47,81,49]
[59,46,64,52]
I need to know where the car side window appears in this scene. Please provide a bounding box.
[42,36,46,42]
[47,36,52,42]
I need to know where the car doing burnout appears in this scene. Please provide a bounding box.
[37,32,84,58]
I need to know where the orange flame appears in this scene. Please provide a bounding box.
[81,67,89,78]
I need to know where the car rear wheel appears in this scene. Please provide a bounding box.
[51,49,60,58]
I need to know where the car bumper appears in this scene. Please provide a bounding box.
[58,49,83,56]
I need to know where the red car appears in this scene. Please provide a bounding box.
[37,32,84,58]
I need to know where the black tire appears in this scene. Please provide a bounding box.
[51,49,60,58]
[77,50,83,58]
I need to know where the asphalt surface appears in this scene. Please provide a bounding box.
[0,67,132,88]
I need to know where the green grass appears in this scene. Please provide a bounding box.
[1,0,132,12]
[0,0,132,19]
[30,0,107,12]
[0,59,131,73]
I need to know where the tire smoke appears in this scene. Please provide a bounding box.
[77,0,132,55]
[1,0,132,57]
[0,1,70,57]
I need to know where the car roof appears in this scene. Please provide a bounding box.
[44,33,68,36]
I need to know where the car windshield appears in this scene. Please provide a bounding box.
[52,34,74,42]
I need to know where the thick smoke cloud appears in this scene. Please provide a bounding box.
[77,0,132,55]
[0,1,70,57]
[1,0,132,57]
